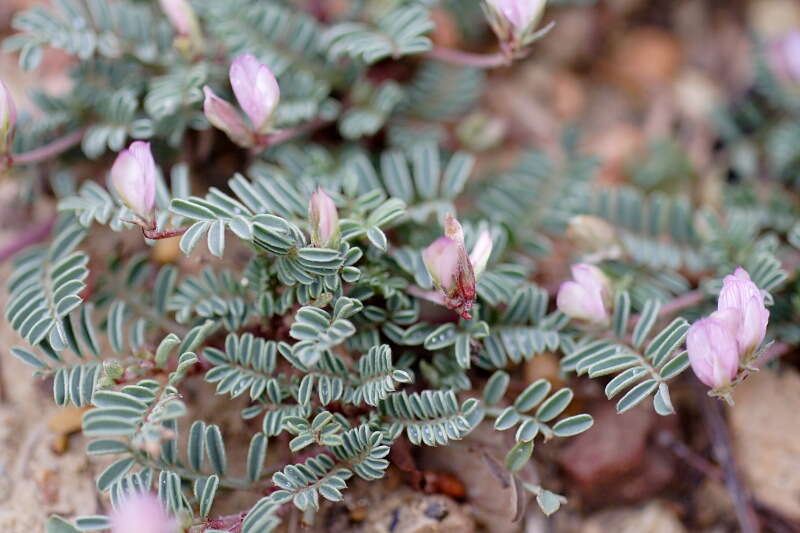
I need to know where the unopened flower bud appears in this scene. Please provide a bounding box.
[556,263,611,326]
[309,188,339,248]
[0,80,17,157]
[717,267,769,358]
[202,86,253,148]
[159,0,203,55]
[686,313,740,389]
[484,0,547,48]
[469,230,493,278]
[422,214,478,319]
[103,359,124,380]
[229,54,280,134]
[110,141,157,228]
[110,492,178,533]
[566,215,621,259]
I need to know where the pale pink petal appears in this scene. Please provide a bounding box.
[203,86,252,147]
[422,237,461,293]
[230,54,280,133]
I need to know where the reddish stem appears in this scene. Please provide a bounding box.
[9,129,85,166]
[142,226,188,240]
[628,289,705,330]
[0,214,57,263]
[250,118,331,155]
[424,46,510,69]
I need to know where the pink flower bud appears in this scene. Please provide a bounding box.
[159,0,198,37]
[110,492,177,533]
[686,313,740,389]
[309,188,339,248]
[556,264,611,326]
[110,141,157,227]
[0,80,17,156]
[469,230,493,278]
[229,54,280,134]
[484,0,547,44]
[717,267,769,357]
[202,86,253,148]
[159,0,203,56]
[422,214,478,319]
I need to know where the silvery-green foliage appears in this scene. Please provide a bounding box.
[4,0,796,530]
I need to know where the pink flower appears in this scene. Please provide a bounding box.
[421,214,482,319]
[159,0,198,37]
[110,492,177,533]
[0,80,16,156]
[110,141,157,227]
[486,0,546,31]
[686,312,740,389]
[202,86,253,148]
[556,264,610,326]
[484,0,547,46]
[229,54,280,134]
[717,267,769,357]
[309,188,339,248]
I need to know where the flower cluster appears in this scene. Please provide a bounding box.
[203,54,280,148]
[421,214,493,319]
[687,268,769,390]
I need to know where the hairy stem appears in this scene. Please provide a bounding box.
[10,129,85,166]
[0,214,56,263]
[696,383,760,533]
[251,118,332,155]
[424,46,510,68]
[627,289,705,331]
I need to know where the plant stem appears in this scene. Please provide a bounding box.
[424,46,510,68]
[696,383,760,533]
[10,129,85,166]
[142,226,189,240]
[627,289,705,331]
[250,118,331,155]
[0,214,57,263]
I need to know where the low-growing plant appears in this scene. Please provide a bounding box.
[1,0,797,532]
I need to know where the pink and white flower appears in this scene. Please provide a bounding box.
[229,54,280,134]
[202,86,253,148]
[556,263,611,326]
[686,312,741,389]
[309,188,339,248]
[717,267,769,357]
[484,0,547,47]
[421,214,492,319]
[110,141,157,227]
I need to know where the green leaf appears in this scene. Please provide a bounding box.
[535,388,573,422]
[514,379,551,412]
[483,371,509,405]
[505,440,533,472]
[552,414,594,437]
[46,516,81,533]
[96,457,135,491]
[616,379,659,413]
